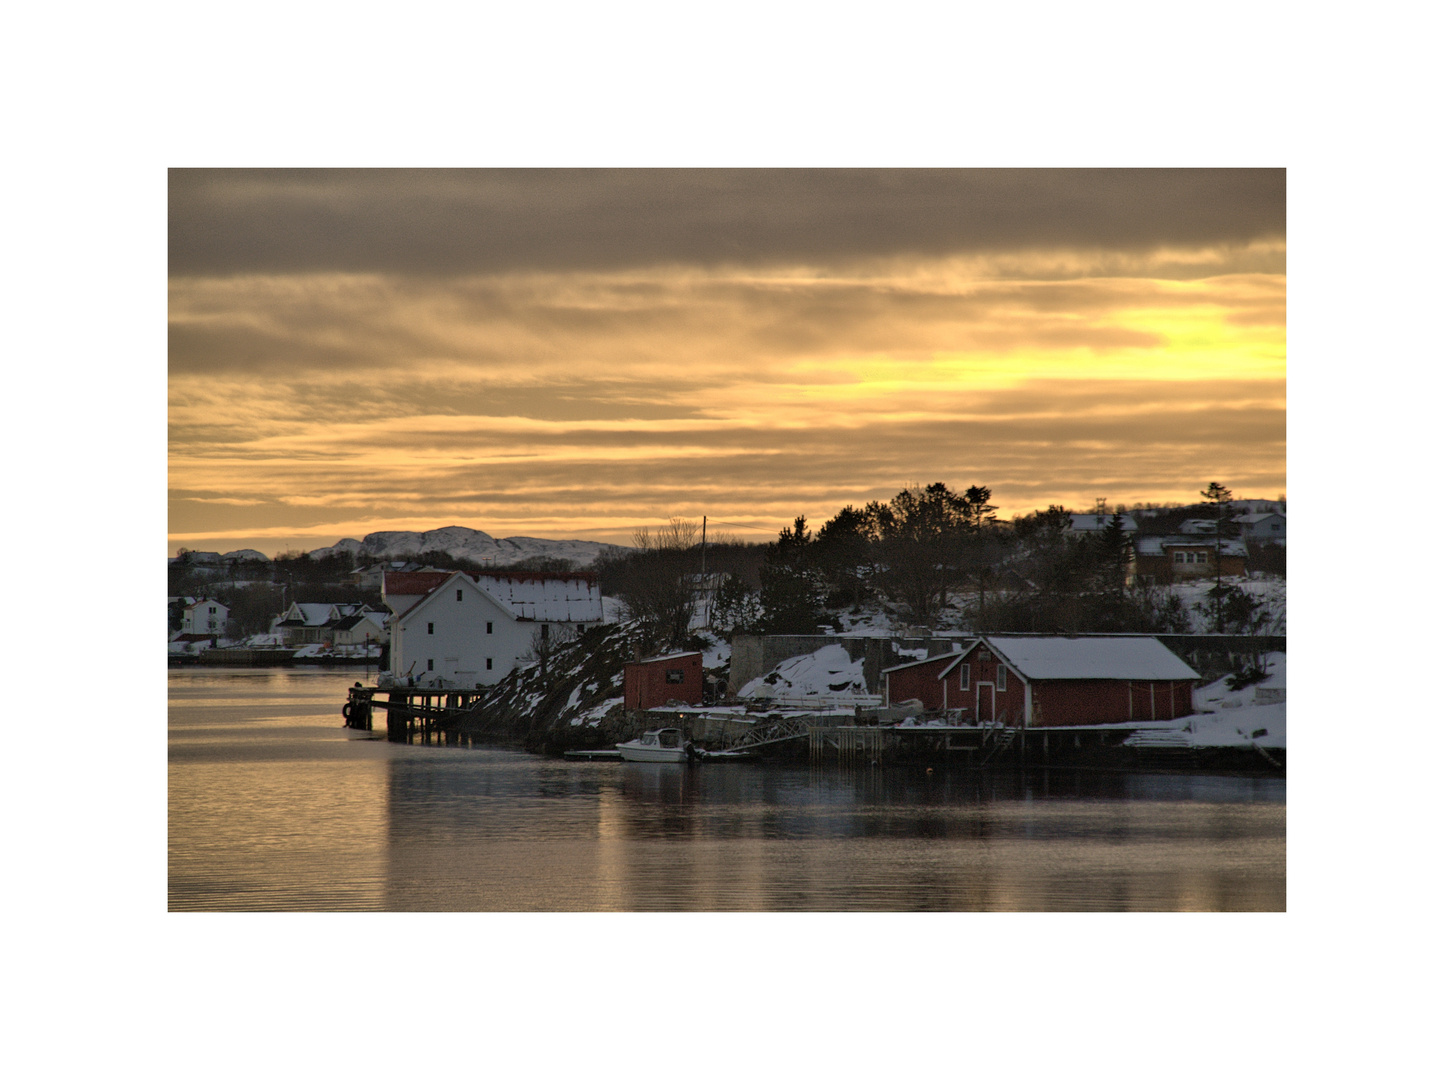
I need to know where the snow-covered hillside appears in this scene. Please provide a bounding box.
[306,526,625,568]
[1186,651,1287,748]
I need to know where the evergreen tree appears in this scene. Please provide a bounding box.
[1201,481,1235,631]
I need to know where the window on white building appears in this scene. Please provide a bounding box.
[456,589,463,601]
[486,658,493,670]
[428,622,434,634]
[487,622,493,634]
[427,659,434,671]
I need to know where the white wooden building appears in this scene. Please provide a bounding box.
[181,598,228,635]
[383,570,603,687]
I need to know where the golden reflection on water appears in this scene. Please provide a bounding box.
[169,670,1285,912]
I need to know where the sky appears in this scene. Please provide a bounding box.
[168,169,1285,557]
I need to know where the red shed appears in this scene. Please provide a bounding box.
[881,636,1199,727]
[623,651,703,710]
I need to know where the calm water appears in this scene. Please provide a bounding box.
[168,669,1286,911]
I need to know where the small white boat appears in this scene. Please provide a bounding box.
[616,728,689,763]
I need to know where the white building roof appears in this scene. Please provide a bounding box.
[474,572,603,623]
[985,636,1199,681]
[292,603,335,626]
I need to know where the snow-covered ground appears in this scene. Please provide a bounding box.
[571,696,624,727]
[737,644,874,702]
[1185,650,1286,748]
[291,642,381,659]
[1165,575,1286,635]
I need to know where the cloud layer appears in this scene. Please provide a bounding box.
[168,170,1285,556]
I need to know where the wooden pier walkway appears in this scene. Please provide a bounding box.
[343,684,487,745]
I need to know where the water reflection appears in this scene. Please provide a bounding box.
[170,669,1285,912]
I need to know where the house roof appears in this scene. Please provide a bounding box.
[982,636,1199,681]
[383,571,454,599]
[1067,514,1138,532]
[290,602,336,626]
[881,650,964,676]
[885,636,1199,682]
[1136,536,1249,557]
[630,651,702,666]
[1234,512,1285,524]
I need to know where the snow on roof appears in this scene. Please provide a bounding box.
[470,571,603,623]
[631,651,702,666]
[984,636,1199,681]
[1067,514,1138,532]
[1136,536,1249,556]
[293,603,335,626]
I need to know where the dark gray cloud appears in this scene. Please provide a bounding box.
[170,169,1286,276]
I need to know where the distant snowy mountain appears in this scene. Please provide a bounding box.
[306,527,624,569]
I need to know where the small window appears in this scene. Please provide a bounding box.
[960,663,971,691]
[456,589,463,601]
[996,665,1007,692]
[1196,552,1208,564]
[427,659,434,671]
[1173,552,1185,564]
[486,658,493,670]
[666,669,685,684]
[428,622,434,634]
[486,621,493,634]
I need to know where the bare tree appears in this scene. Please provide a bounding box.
[615,518,700,652]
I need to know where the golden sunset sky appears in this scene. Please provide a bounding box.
[168,169,1285,556]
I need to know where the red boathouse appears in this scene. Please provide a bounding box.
[881,636,1199,727]
[623,651,704,710]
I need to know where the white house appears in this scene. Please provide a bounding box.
[1235,511,1287,543]
[182,598,228,635]
[332,609,388,646]
[384,570,603,688]
[273,601,338,645]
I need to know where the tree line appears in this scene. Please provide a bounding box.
[602,481,1283,653]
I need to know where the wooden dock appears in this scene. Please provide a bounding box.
[343,684,487,745]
